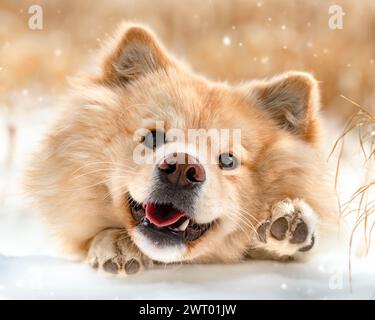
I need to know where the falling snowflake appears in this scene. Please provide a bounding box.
[238,42,243,47]
[370,59,374,64]
[306,41,313,48]
[347,63,351,67]
[282,45,288,50]
[281,25,287,30]
[256,2,262,7]
[223,36,231,46]
[54,48,62,57]
[261,56,269,64]
[267,17,273,22]
[281,283,288,290]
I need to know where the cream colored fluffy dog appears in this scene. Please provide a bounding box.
[26,23,338,275]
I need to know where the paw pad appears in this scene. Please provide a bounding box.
[256,198,317,255]
[257,221,270,243]
[100,257,142,275]
[290,219,308,244]
[299,235,315,252]
[103,259,119,274]
[270,217,289,240]
[125,258,141,274]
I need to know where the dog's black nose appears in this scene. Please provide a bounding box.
[158,153,206,188]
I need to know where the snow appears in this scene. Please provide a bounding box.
[0,103,374,300]
[223,36,231,46]
[1,254,374,299]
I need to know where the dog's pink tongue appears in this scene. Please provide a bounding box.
[145,203,186,227]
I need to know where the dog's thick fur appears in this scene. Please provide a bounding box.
[25,23,338,273]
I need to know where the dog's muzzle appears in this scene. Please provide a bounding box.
[128,153,213,247]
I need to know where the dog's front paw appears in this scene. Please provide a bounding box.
[255,198,317,258]
[87,229,152,275]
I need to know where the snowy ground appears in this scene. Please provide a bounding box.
[0,101,374,300]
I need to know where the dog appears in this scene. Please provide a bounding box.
[25,23,338,275]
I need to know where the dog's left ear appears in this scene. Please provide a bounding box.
[245,72,321,143]
[101,23,173,84]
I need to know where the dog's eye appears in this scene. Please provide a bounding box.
[143,130,165,149]
[218,153,238,170]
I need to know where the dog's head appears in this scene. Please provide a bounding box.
[71,24,321,262]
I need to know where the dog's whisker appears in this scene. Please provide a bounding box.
[61,177,112,192]
[72,166,139,181]
[224,205,258,233]
[72,168,118,180]
[224,213,255,242]
[71,161,117,175]
[225,203,259,231]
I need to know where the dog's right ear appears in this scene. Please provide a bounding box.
[241,72,321,144]
[101,23,173,84]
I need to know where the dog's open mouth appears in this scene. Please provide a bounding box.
[128,196,212,244]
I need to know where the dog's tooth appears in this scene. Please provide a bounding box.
[178,219,190,231]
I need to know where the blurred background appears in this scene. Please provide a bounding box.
[0,0,374,296]
[1,0,375,115]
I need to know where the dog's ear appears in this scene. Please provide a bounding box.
[101,23,173,84]
[248,72,321,143]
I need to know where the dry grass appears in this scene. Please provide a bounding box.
[329,95,375,286]
[331,96,375,249]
